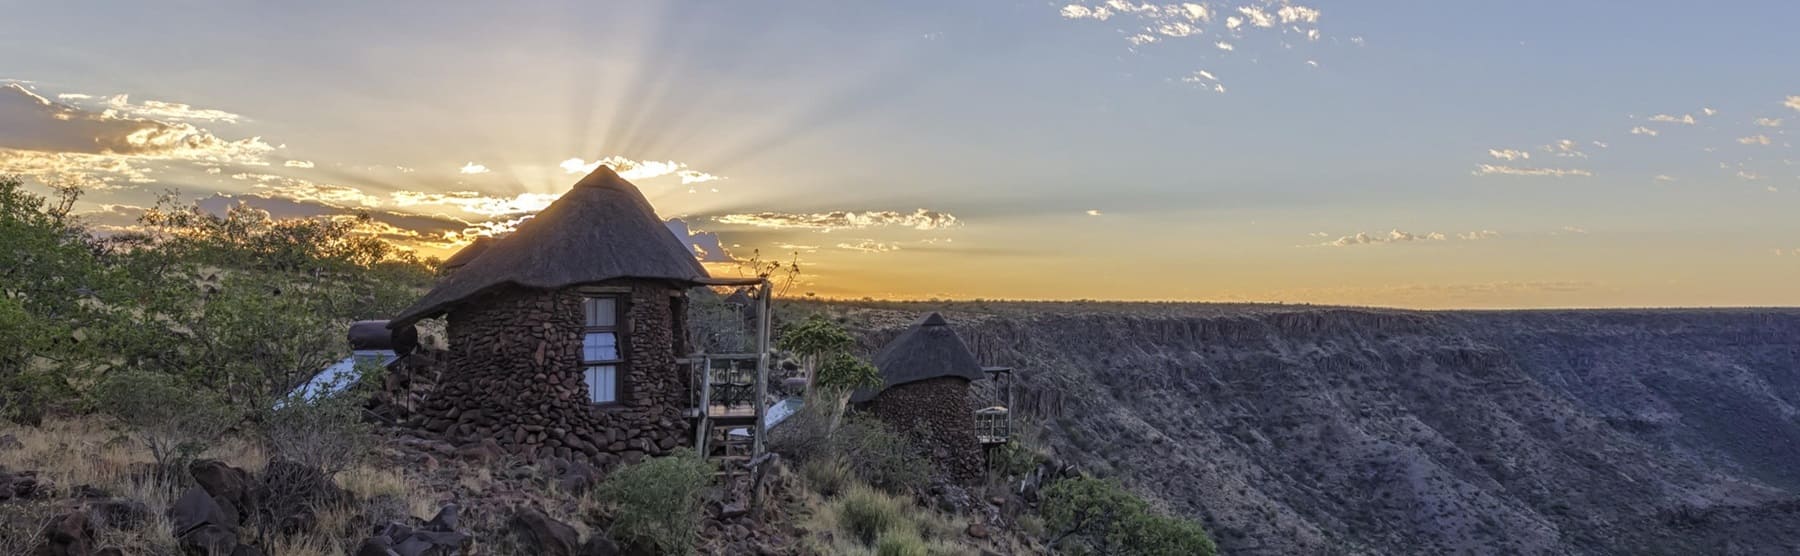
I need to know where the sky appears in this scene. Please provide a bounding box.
[2,1,1797,308]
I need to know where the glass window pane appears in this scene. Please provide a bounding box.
[583,332,618,362]
[584,297,617,327]
[586,365,616,403]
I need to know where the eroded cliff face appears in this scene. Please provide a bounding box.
[845,304,1800,555]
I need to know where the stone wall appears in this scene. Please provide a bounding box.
[868,377,984,483]
[411,279,691,467]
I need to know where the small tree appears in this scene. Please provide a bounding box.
[815,352,880,428]
[262,360,380,474]
[92,370,238,478]
[776,314,856,398]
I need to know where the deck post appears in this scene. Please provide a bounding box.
[752,279,771,458]
[697,356,712,454]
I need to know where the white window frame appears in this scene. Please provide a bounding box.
[581,294,626,405]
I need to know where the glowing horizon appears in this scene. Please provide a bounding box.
[2,2,1797,309]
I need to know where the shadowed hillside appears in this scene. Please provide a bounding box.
[823,302,1800,555]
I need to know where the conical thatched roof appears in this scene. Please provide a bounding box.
[851,312,986,403]
[391,165,708,327]
[438,237,494,272]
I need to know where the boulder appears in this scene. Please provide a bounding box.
[188,460,255,525]
[509,508,581,556]
[423,504,460,532]
[168,487,233,538]
[580,535,622,556]
[353,536,398,556]
[176,523,237,555]
[30,510,96,556]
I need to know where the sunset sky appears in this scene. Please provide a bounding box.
[3,1,1797,308]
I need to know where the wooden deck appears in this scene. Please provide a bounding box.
[706,404,759,425]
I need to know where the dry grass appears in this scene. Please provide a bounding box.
[799,482,974,556]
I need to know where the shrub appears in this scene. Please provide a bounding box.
[837,485,911,545]
[874,528,929,556]
[1041,476,1216,556]
[834,416,929,494]
[262,363,379,474]
[801,457,854,497]
[91,370,237,477]
[594,448,714,555]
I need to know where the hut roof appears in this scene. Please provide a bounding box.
[851,312,986,403]
[438,237,494,272]
[390,165,708,327]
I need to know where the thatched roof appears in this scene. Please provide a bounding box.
[390,165,708,327]
[438,237,494,273]
[852,312,986,403]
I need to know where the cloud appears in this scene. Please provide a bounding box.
[95,94,242,124]
[1541,139,1587,158]
[1629,126,1659,136]
[1646,113,1696,124]
[230,171,381,208]
[714,209,959,231]
[1488,148,1530,161]
[1472,164,1593,177]
[388,190,560,218]
[458,162,491,174]
[192,193,476,251]
[665,218,734,262]
[284,160,314,168]
[1086,209,1103,216]
[1457,230,1501,240]
[0,83,274,187]
[1738,134,1772,145]
[1703,107,1717,116]
[1060,4,1112,20]
[1653,174,1676,182]
[1053,2,1329,90]
[1322,229,1447,247]
[1560,225,1589,234]
[1786,95,1800,112]
[836,240,901,253]
[1754,117,1782,128]
[558,156,725,185]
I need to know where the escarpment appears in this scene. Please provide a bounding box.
[846,304,1800,555]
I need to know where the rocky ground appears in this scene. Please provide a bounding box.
[815,301,1800,555]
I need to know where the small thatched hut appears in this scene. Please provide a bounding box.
[390,165,707,466]
[853,312,986,482]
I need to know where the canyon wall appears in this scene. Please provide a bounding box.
[850,304,1800,555]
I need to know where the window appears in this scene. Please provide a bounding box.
[581,296,625,404]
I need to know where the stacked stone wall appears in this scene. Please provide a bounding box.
[869,377,984,483]
[411,280,690,467]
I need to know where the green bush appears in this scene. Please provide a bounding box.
[91,370,238,477]
[874,528,928,556]
[1041,476,1216,556]
[837,485,911,545]
[262,361,380,474]
[594,448,715,555]
[801,457,853,497]
[834,415,930,494]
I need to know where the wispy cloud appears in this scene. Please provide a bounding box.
[836,240,902,253]
[1786,95,1800,112]
[1472,164,1593,177]
[1754,117,1782,128]
[1487,148,1530,161]
[715,209,960,231]
[1629,126,1659,137]
[1737,134,1772,145]
[1541,139,1588,158]
[1646,113,1696,124]
[1055,1,1330,91]
[458,162,490,174]
[1457,230,1501,240]
[665,218,734,262]
[558,156,724,185]
[1322,229,1447,247]
[0,82,274,188]
[389,190,560,218]
[284,160,314,168]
